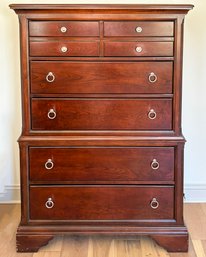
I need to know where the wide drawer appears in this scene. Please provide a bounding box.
[29,186,174,220]
[30,41,99,57]
[29,21,99,37]
[31,98,172,130]
[104,42,173,57]
[31,61,173,94]
[29,147,174,182]
[104,21,174,37]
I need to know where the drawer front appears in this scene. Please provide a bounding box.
[30,186,174,220]
[31,99,172,130]
[29,21,99,37]
[104,42,173,57]
[30,41,99,57]
[31,61,173,94]
[29,147,174,182]
[104,21,174,37]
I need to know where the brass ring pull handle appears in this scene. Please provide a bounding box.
[135,26,143,33]
[60,26,67,33]
[45,198,54,209]
[148,72,158,83]
[150,198,159,209]
[45,159,54,170]
[148,109,157,120]
[47,109,56,120]
[135,46,142,53]
[151,159,160,170]
[46,72,55,83]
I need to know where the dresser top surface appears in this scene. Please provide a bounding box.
[9,4,193,12]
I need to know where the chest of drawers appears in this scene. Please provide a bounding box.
[10,4,193,253]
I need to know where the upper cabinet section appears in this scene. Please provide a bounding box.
[9,4,193,60]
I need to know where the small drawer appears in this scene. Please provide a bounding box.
[104,42,173,57]
[29,147,174,182]
[30,41,99,57]
[30,61,173,94]
[104,21,174,37]
[29,21,99,37]
[31,98,172,131]
[30,186,174,220]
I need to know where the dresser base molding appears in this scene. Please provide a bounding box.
[16,224,188,252]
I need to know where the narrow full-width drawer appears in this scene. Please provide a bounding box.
[29,186,174,220]
[104,21,174,37]
[30,41,99,57]
[29,147,174,182]
[29,21,99,37]
[104,42,173,57]
[30,61,173,94]
[31,98,172,131]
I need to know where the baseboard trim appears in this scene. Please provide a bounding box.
[0,183,206,203]
[0,185,20,203]
[184,184,206,203]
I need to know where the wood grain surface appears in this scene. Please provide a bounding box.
[30,61,173,94]
[104,21,174,37]
[29,186,174,220]
[31,98,172,131]
[29,21,99,37]
[29,147,174,182]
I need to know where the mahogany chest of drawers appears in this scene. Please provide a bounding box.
[10,4,193,252]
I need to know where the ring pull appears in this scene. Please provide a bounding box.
[60,26,67,33]
[47,109,56,120]
[61,46,68,53]
[45,198,54,209]
[45,159,54,170]
[135,26,143,33]
[135,46,143,53]
[151,159,160,170]
[148,72,158,83]
[148,109,157,120]
[150,198,159,209]
[46,72,55,83]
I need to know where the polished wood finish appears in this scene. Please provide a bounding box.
[10,3,193,253]
[151,234,189,252]
[104,42,173,57]
[30,41,99,57]
[30,61,173,94]
[29,186,174,220]
[104,21,174,37]
[16,235,54,252]
[10,4,193,11]
[29,21,99,37]
[31,98,172,130]
[29,147,174,182]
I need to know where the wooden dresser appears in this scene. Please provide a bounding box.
[10,4,193,252]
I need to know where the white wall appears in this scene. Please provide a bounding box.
[0,0,206,202]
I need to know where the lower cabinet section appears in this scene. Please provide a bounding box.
[17,136,187,253]
[29,186,174,220]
